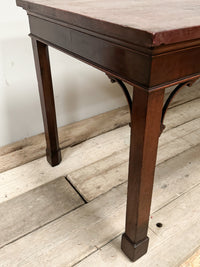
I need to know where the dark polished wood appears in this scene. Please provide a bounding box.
[16,0,200,262]
[121,87,165,261]
[27,15,200,89]
[31,39,61,166]
[16,0,200,47]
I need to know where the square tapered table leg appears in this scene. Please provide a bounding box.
[31,38,61,166]
[121,87,165,261]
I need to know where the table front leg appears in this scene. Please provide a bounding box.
[121,86,165,261]
[31,38,61,166]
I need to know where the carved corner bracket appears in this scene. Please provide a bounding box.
[107,75,132,126]
[160,78,198,135]
[107,75,198,133]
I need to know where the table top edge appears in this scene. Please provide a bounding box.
[16,0,200,48]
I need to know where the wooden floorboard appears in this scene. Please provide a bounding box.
[0,143,199,266]
[0,116,198,255]
[1,121,198,250]
[180,248,200,267]
[0,106,129,173]
[163,98,200,131]
[0,84,199,266]
[0,96,199,203]
[0,177,84,249]
[76,219,200,267]
[0,80,199,174]
[0,126,130,204]
[0,183,138,266]
[68,119,200,202]
[0,107,199,205]
[75,178,200,267]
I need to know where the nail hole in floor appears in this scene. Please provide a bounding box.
[156,222,163,228]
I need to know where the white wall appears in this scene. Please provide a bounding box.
[0,0,131,147]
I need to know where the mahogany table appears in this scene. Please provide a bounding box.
[16,0,200,262]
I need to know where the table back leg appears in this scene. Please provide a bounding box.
[31,38,61,166]
[121,86,165,261]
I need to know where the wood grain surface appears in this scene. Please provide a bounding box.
[1,82,199,174]
[0,144,200,266]
[76,179,200,267]
[16,0,200,47]
[180,248,200,267]
[0,177,84,248]
[0,91,199,265]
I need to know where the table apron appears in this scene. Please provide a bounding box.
[151,46,200,87]
[29,15,200,90]
[29,15,151,87]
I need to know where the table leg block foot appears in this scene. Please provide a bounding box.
[121,233,149,262]
[46,148,62,166]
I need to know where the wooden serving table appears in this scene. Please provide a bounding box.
[16,0,200,262]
